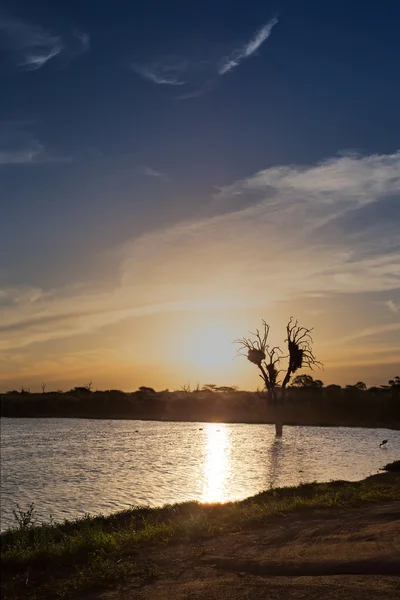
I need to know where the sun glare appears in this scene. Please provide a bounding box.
[201,424,231,503]
[182,323,236,369]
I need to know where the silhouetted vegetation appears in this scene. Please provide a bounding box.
[1,376,400,429]
[235,318,323,435]
[383,459,400,472]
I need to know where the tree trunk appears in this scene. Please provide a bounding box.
[263,381,283,436]
[274,387,284,437]
[275,417,283,437]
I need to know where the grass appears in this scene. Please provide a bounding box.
[1,465,400,600]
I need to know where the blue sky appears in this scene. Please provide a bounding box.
[0,0,399,390]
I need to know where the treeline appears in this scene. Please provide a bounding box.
[1,378,399,428]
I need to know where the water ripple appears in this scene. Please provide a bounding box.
[1,418,399,530]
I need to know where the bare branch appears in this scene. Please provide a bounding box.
[282,317,323,391]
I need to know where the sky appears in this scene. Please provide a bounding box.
[0,0,399,392]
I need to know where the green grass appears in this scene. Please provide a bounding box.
[2,468,400,600]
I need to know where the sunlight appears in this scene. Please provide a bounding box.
[201,423,231,503]
[182,323,236,369]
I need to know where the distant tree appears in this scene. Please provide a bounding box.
[202,384,218,392]
[388,376,400,400]
[345,382,366,391]
[40,382,47,394]
[388,376,400,388]
[235,317,322,436]
[325,384,341,391]
[355,381,367,390]
[325,384,342,396]
[216,386,238,393]
[367,386,381,395]
[138,386,156,394]
[180,384,191,393]
[291,374,323,388]
[72,385,92,394]
[84,381,93,392]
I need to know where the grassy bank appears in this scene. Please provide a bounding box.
[1,462,399,600]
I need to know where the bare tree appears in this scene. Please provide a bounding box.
[281,318,322,401]
[40,382,47,394]
[84,381,93,392]
[235,321,282,404]
[235,317,322,436]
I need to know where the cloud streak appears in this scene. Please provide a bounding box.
[143,166,170,181]
[384,299,399,314]
[133,16,278,96]
[219,17,278,75]
[132,60,187,85]
[0,122,71,165]
[0,15,89,71]
[1,151,400,357]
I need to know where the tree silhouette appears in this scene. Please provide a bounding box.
[291,374,324,388]
[346,381,367,391]
[235,317,322,436]
[202,384,218,392]
[138,386,156,394]
[389,376,400,388]
[355,381,367,390]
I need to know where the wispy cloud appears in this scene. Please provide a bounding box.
[132,59,187,85]
[2,152,400,356]
[0,121,71,165]
[333,323,400,345]
[133,16,278,97]
[219,17,278,75]
[384,299,399,314]
[0,15,89,71]
[143,166,170,181]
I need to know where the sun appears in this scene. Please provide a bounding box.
[182,323,236,369]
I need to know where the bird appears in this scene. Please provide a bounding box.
[379,439,388,447]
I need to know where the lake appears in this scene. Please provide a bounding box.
[1,418,399,531]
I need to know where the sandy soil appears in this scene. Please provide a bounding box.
[92,500,400,599]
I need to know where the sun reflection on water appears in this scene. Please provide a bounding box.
[201,424,231,503]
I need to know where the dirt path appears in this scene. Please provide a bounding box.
[96,501,400,599]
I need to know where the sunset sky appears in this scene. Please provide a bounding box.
[1,0,399,392]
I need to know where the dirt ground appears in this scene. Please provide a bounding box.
[95,500,400,599]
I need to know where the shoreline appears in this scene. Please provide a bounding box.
[2,387,399,432]
[2,414,400,430]
[2,467,399,599]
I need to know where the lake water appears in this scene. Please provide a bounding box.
[1,418,399,531]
